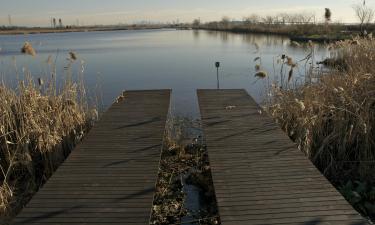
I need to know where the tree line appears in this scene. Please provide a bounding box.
[193,2,375,35]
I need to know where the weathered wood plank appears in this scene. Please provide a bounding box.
[12,90,171,225]
[197,89,368,225]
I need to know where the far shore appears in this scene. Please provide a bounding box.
[194,21,369,43]
[196,27,354,43]
[0,25,189,36]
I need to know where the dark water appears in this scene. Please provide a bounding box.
[0,29,327,117]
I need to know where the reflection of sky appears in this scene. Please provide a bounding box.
[0,29,328,118]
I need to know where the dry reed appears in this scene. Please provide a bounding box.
[0,48,96,223]
[268,37,375,184]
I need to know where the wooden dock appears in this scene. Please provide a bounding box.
[197,89,368,225]
[12,90,171,225]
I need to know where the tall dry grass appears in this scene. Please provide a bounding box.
[0,43,97,223]
[264,37,375,219]
[267,38,375,209]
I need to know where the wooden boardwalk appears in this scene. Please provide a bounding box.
[197,89,368,225]
[12,90,171,225]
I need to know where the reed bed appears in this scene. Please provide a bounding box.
[199,20,348,41]
[0,44,97,223]
[267,37,375,218]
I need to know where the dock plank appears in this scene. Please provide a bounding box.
[197,89,368,225]
[12,90,170,225]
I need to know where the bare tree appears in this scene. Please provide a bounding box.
[325,8,332,23]
[53,18,56,28]
[298,13,316,24]
[59,18,63,28]
[262,16,274,25]
[192,18,200,27]
[287,13,301,24]
[221,16,230,29]
[8,15,12,27]
[244,14,260,25]
[278,13,289,25]
[353,3,375,34]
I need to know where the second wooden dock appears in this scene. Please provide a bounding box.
[198,89,368,225]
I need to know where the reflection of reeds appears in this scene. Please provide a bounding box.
[0,49,97,222]
[267,38,375,185]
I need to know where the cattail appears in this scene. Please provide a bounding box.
[69,51,77,60]
[37,78,44,86]
[255,64,261,71]
[255,71,267,78]
[21,42,36,56]
[286,56,294,66]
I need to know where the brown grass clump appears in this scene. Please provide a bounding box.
[268,38,375,184]
[0,51,96,223]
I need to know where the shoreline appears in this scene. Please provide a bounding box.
[0,26,178,36]
[197,27,353,43]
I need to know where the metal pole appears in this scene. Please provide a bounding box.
[215,62,220,89]
[217,67,220,89]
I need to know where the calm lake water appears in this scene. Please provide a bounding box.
[0,29,328,117]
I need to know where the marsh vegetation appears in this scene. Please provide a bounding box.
[265,37,375,220]
[0,43,97,224]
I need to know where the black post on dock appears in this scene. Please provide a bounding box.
[215,61,220,89]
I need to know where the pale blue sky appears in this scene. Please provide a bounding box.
[0,0,370,26]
